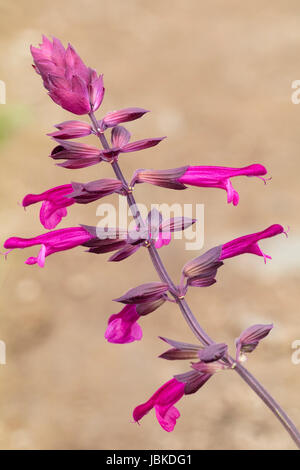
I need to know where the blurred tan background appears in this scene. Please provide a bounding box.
[0,0,300,450]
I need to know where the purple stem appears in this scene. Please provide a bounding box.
[88,111,300,448]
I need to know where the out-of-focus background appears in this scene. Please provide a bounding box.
[0,0,299,450]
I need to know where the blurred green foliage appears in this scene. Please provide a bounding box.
[0,105,29,145]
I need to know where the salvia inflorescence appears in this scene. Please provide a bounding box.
[3,36,300,446]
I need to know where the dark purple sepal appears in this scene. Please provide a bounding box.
[114,282,169,304]
[159,349,200,361]
[187,268,220,287]
[85,239,127,254]
[197,343,228,363]
[68,179,123,203]
[136,297,166,316]
[131,166,189,190]
[47,120,92,139]
[159,337,201,361]
[236,323,273,359]
[160,217,196,233]
[80,224,127,240]
[174,370,211,395]
[100,107,149,130]
[183,245,223,279]
[159,336,200,350]
[108,243,141,262]
[121,137,166,153]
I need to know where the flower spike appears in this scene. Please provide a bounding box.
[3,35,296,448]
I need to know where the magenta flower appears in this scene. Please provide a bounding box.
[132,164,268,205]
[99,126,165,161]
[133,378,185,432]
[105,305,142,344]
[220,224,285,262]
[4,227,92,267]
[22,184,74,229]
[105,298,166,344]
[154,231,172,249]
[182,225,285,288]
[134,340,228,431]
[50,139,102,169]
[31,36,104,114]
[47,120,92,139]
[22,179,123,230]
[178,164,268,206]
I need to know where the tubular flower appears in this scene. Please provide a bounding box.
[132,164,268,206]
[133,379,185,432]
[105,305,142,344]
[220,224,285,263]
[178,164,268,206]
[3,227,92,267]
[182,224,286,288]
[22,184,74,229]
[22,179,123,230]
[105,298,166,344]
[31,36,104,114]
[134,341,229,431]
